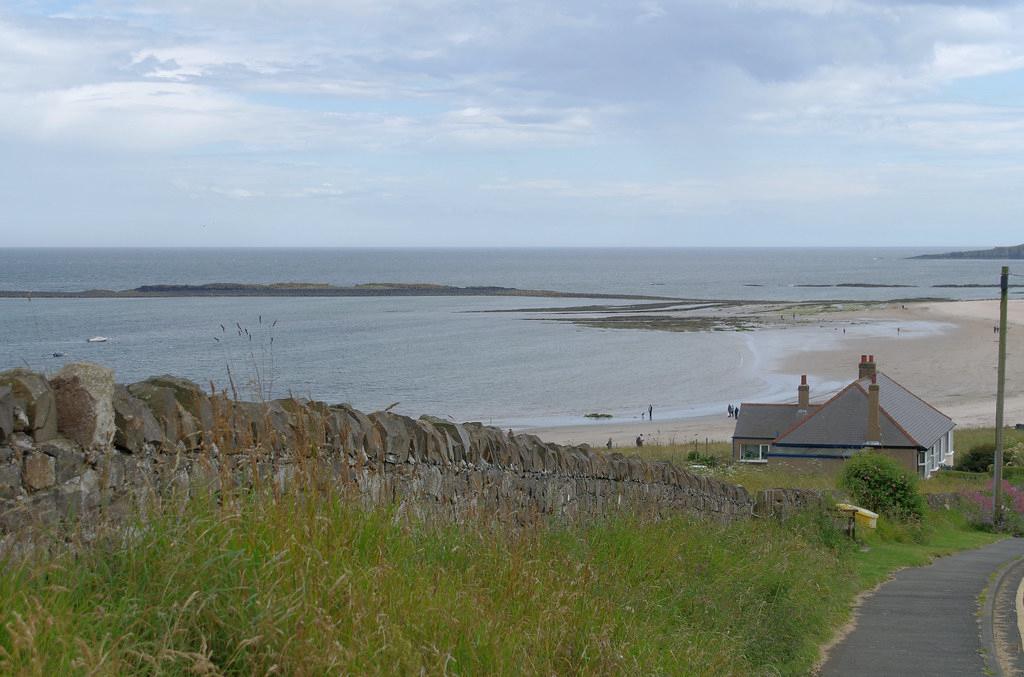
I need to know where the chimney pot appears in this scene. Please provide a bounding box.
[801,374,807,385]
[858,354,878,380]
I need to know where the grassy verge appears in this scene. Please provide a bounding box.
[851,509,1003,588]
[0,492,857,676]
[0,490,1000,676]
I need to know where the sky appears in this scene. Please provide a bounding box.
[2,1,1024,247]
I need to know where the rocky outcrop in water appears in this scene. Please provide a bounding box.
[0,363,756,538]
[910,244,1024,260]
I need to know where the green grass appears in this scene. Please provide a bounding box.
[726,465,839,494]
[0,491,861,676]
[954,426,1024,454]
[1,429,1011,675]
[851,510,1003,588]
[629,441,731,466]
[921,470,990,494]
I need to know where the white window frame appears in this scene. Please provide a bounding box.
[740,443,770,463]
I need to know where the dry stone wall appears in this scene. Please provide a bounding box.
[0,363,754,535]
[753,487,829,520]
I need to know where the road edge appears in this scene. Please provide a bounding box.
[981,554,1024,677]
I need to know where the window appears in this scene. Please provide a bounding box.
[741,443,769,462]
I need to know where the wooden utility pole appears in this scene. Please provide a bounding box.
[994,265,1009,526]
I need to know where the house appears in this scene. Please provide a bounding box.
[732,355,955,478]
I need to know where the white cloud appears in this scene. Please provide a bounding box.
[129,45,288,80]
[4,0,1024,244]
[2,81,247,149]
[931,42,1024,80]
[483,169,883,212]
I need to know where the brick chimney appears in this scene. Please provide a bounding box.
[866,373,881,444]
[858,354,877,380]
[798,374,810,410]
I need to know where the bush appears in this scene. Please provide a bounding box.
[955,441,1024,473]
[686,450,718,467]
[838,452,924,520]
[955,444,995,472]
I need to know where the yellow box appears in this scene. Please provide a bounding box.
[836,503,879,529]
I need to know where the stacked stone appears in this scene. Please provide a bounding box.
[753,488,828,520]
[0,363,755,535]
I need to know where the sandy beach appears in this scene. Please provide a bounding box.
[527,299,1024,447]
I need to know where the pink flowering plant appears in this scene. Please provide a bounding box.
[962,479,1024,534]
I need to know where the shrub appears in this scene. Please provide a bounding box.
[954,444,995,472]
[686,450,718,467]
[838,452,924,520]
[955,441,1024,473]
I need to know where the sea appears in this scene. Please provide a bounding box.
[1,247,1019,428]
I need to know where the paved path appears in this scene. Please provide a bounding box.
[820,538,1024,677]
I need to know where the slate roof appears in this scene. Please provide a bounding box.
[854,373,954,450]
[733,403,819,440]
[734,370,954,450]
[772,383,917,448]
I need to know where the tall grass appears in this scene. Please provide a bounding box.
[0,491,855,676]
[629,441,731,466]
[953,426,1024,453]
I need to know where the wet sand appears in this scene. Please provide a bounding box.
[527,300,1024,447]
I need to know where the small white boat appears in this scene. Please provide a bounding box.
[87,336,108,343]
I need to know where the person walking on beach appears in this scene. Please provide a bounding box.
[606,437,613,450]
[728,404,734,417]
[734,405,740,418]
[648,404,653,421]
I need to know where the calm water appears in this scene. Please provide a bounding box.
[0,248,1018,425]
